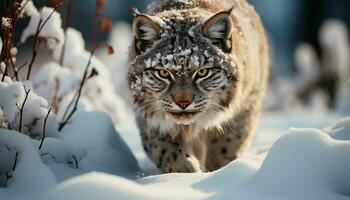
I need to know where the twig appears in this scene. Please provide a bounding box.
[91,0,105,50]
[12,152,19,171]
[25,17,42,80]
[59,0,72,65]
[11,61,27,80]
[58,43,100,131]
[5,172,12,187]
[16,86,31,133]
[61,90,78,120]
[51,77,60,111]
[4,144,10,151]
[41,153,56,159]
[1,1,30,81]
[71,155,79,169]
[1,1,16,81]
[39,108,51,150]
[26,3,62,80]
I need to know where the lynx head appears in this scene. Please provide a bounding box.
[128,8,241,132]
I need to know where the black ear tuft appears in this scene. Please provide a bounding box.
[203,10,233,52]
[132,14,162,54]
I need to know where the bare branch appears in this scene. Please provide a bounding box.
[12,152,19,171]
[91,0,105,50]
[26,3,62,80]
[25,17,42,81]
[39,108,51,150]
[71,155,79,169]
[59,0,73,65]
[58,43,101,131]
[41,153,56,159]
[51,77,60,111]
[11,61,27,81]
[1,1,29,81]
[17,86,31,133]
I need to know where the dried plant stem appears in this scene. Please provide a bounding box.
[16,86,31,133]
[58,43,100,131]
[26,3,62,80]
[59,0,72,65]
[91,0,104,50]
[1,0,31,81]
[72,155,79,169]
[61,89,78,120]
[12,152,19,171]
[11,61,27,81]
[39,108,52,150]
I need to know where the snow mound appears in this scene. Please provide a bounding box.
[0,130,56,198]
[21,6,64,50]
[0,111,139,200]
[41,118,350,200]
[324,116,350,140]
[0,80,59,139]
[45,111,139,182]
[0,80,139,199]
[30,27,134,127]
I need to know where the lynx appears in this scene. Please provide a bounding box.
[128,0,269,173]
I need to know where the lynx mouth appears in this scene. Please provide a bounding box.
[168,111,199,121]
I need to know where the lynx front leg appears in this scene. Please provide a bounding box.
[205,110,257,171]
[140,130,204,173]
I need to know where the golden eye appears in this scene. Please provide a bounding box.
[158,69,171,78]
[196,68,209,78]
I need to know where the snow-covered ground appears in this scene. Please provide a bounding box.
[1,1,350,200]
[2,108,349,200]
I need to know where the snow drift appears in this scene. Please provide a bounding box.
[37,118,350,200]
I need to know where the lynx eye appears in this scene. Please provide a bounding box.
[157,69,171,79]
[195,68,209,78]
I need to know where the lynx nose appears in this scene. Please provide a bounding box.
[172,93,193,110]
[176,101,191,109]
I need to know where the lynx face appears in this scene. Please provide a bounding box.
[129,9,240,131]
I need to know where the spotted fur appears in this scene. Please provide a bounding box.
[128,0,269,173]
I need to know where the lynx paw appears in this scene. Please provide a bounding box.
[160,153,204,173]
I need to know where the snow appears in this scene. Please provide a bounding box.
[0,108,139,199]
[1,17,12,29]
[324,117,350,140]
[0,80,59,139]
[3,114,345,200]
[9,48,17,56]
[319,20,350,114]
[1,1,350,199]
[20,0,39,18]
[0,130,57,198]
[46,111,139,181]
[21,6,64,50]
[32,62,78,104]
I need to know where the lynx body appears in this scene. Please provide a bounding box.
[128,0,269,173]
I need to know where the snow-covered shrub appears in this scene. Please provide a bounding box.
[28,26,134,127]
[0,0,139,193]
[20,1,64,51]
[0,79,58,139]
[97,22,134,105]
[319,20,350,113]
[264,19,350,113]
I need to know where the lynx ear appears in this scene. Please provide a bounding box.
[133,14,162,54]
[203,10,233,52]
